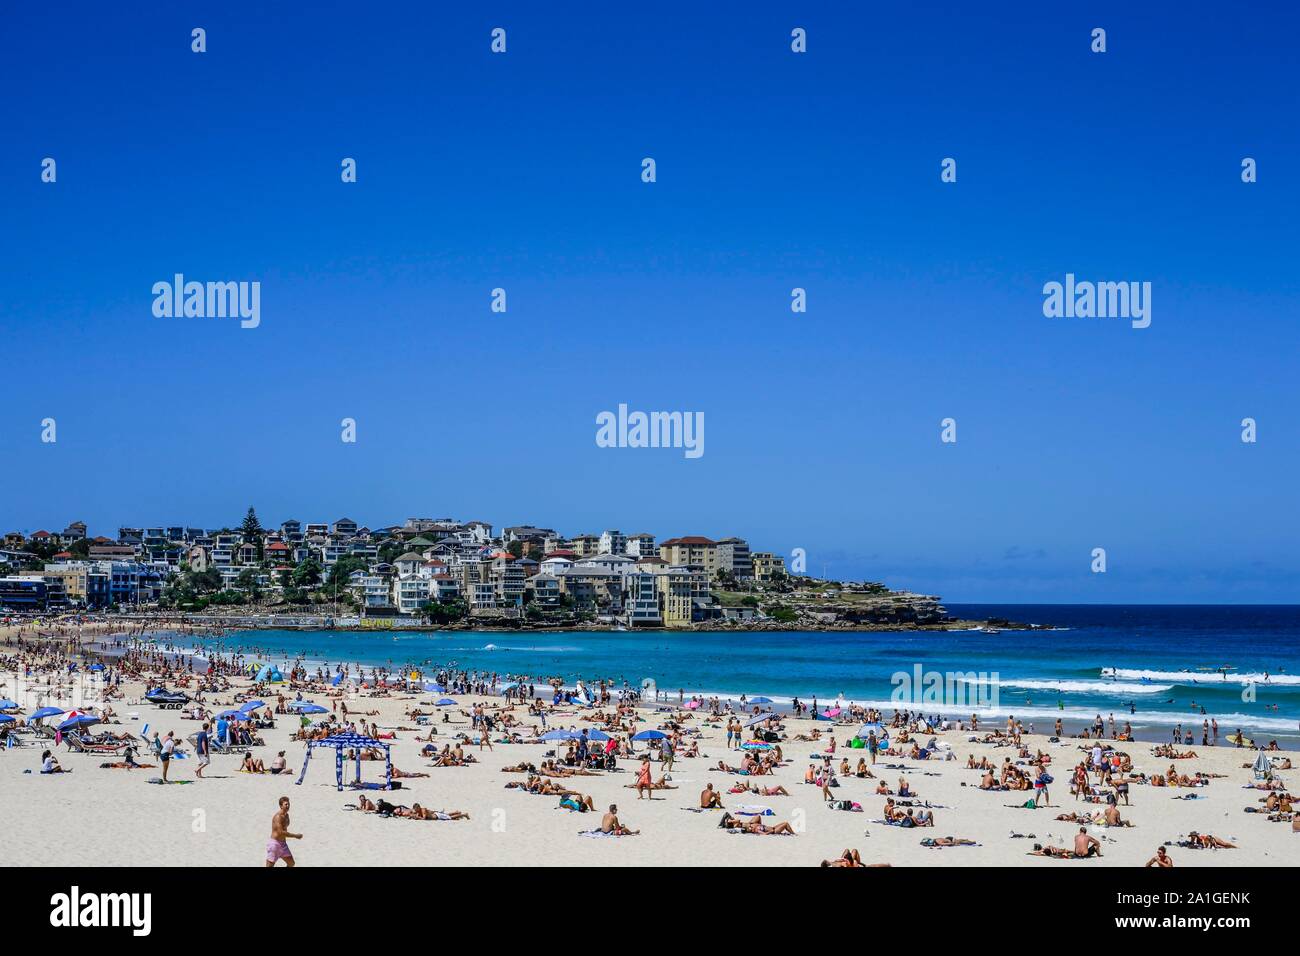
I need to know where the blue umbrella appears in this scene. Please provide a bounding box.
[57,715,101,732]
[29,707,64,722]
[540,730,577,741]
[582,729,611,742]
[0,699,19,710]
[632,730,668,741]
[89,664,105,672]
[286,700,316,711]
[0,714,15,724]
[240,700,266,712]
[423,683,446,693]
[295,703,328,715]
[748,696,774,705]
[435,698,457,707]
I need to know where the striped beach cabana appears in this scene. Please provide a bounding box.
[295,732,392,792]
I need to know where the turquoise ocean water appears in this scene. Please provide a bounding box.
[158,605,1300,746]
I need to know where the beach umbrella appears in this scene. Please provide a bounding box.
[0,715,14,724]
[0,699,19,710]
[240,700,266,712]
[28,707,63,723]
[748,696,774,705]
[423,683,445,693]
[57,715,101,732]
[540,729,577,741]
[297,703,329,715]
[435,698,457,707]
[632,730,668,741]
[583,730,612,742]
[744,711,777,728]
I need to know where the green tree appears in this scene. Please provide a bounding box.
[506,540,524,559]
[326,555,368,591]
[240,507,265,561]
[292,558,323,589]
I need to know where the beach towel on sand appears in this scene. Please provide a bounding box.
[735,805,774,816]
[578,829,623,838]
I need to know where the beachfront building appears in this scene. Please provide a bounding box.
[598,530,627,555]
[568,534,600,557]
[656,566,709,628]
[430,574,460,603]
[716,537,752,580]
[393,574,430,614]
[526,573,561,607]
[467,580,496,611]
[491,554,525,605]
[0,574,66,609]
[625,533,656,558]
[658,536,718,575]
[574,552,635,574]
[621,569,662,627]
[751,552,786,582]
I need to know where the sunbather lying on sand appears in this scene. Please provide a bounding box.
[920,836,976,847]
[99,761,156,770]
[1178,831,1236,849]
[717,812,796,835]
[729,782,790,796]
[395,803,469,821]
[821,848,865,867]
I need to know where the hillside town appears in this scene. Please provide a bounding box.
[0,511,951,630]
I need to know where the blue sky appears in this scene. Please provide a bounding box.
[2,3,1297,603]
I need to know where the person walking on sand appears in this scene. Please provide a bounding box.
[266,796,302,867]
[635,756,655,800]
[194,722,210,779]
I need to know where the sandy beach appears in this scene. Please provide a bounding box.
[1,623,1295,868]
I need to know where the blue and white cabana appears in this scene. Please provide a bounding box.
[295,733,393,792]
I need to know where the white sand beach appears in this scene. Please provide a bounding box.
[2,626,1296,868]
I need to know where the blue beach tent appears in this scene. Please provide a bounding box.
[295,732,392,792]
[254,664,285,683]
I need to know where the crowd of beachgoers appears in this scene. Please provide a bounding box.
[1,615,1296,867]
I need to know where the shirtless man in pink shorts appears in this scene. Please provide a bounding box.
[266,796,303,867]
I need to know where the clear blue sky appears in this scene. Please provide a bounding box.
[2,3,1297,603]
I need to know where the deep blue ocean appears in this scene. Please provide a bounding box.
[161,605,1300,745]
